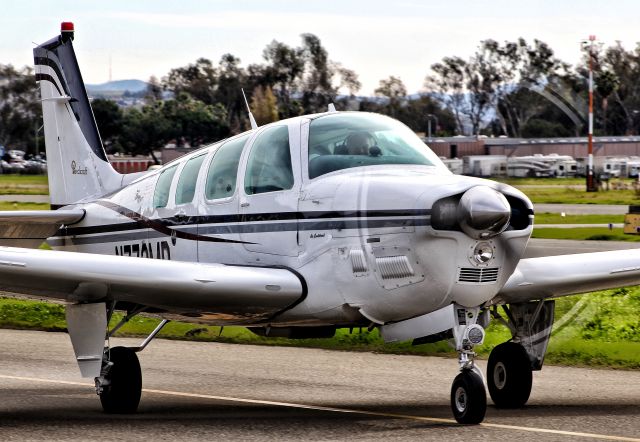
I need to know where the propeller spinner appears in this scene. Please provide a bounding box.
[457,186,511,239]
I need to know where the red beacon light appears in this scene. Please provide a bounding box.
[60,21,75,42]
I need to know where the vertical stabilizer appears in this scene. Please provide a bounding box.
[34,22,122,208]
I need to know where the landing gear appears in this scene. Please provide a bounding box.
[378,304,489,424]
[65,302,171,414]
[487,342,532,408]
[487,301,555,408]
[450,307,488,424]
[97,346,142,413]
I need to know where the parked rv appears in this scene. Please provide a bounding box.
[440,157,463,174]
[463,155,507,177]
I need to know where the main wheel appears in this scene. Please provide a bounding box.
[487,342,532,408]
[99,346,142,414]
[450,369,486,424]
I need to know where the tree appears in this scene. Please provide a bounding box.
[300,34,336,113]
[262,40,305,118]
[119,94,230,163]
[398,95,457,136]
[425,57,467,134]
[91,98,123,153]
[521,118,572,138]
[334,64,361,96]
[597,42,640,134]
[0,64,41,153]
[374,76,407,118]
[216,54,248,131]
[145,75,163,103]
[492,39,571,137]
[425,38,576,137]
[163,58,218,105]
[160,34,357,129]
[595,70,620,133]
[250,86,278,126]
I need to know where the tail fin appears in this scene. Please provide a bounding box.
[34,22,122,208]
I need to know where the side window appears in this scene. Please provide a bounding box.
[205,135,248,200]
[245,126,293,195]
[153,165,178,208]
[175,154,206,205]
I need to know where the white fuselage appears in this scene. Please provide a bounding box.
[48,114,533,327]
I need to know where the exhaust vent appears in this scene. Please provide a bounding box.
[458,267,499,284]
[376,256,414,280]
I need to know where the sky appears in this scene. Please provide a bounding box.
[2,0,640,95]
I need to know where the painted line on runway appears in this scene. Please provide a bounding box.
[0,373,638,442]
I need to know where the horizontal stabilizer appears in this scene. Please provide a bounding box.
[0,209,85,248]
[0,246,304,323]
[495,249,640,304]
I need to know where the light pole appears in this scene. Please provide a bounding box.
[582,35,599,192]
[426,114,438,139]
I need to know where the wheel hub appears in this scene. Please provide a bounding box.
[454,386,467,412]
[493,361,507,389]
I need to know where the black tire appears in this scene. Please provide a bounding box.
[450,369,486,424]
[99,346,142,414]
[487,342,532,408]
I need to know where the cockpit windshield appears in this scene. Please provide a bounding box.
[308,113,447,179]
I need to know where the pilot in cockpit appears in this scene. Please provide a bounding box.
[345,131,373,155]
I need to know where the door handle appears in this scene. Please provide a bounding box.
[240,202,250,208]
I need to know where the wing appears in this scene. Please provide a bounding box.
[494,249,640,304]
[0,246,303,323]
[0,209,85,248]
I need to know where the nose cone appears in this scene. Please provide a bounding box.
[457,186,511,239]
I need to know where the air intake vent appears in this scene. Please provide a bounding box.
[458,267,499,284]
[350,249,368,273]
[376,256,414,280]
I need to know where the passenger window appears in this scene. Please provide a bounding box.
[153,165,178,208]
[245,126,293,195]
[175,154,206,205]
[205,135,249,200]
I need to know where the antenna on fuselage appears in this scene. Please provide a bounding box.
[241,88,258,130]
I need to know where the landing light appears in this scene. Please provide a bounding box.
[473,242,494,264]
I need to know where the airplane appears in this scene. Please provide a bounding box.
[0,21,638,424]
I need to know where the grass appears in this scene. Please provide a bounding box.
[517,186,640,205]
[494,177,639,187]
[1,287,639,369]
[0,202,49,211]
[494,177,591,186]
[532,227,640,241]
[0,175,49,195]
[534,213,625,224]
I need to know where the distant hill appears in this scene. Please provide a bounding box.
[86,79,148,94]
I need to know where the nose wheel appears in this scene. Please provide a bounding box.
[451,369,486,424]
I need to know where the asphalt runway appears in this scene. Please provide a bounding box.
[0,195,49,203]
[534,204,629,215]
[0,329,638,441]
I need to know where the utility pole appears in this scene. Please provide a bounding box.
[584,35,598,192]
[426,114,438,140]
